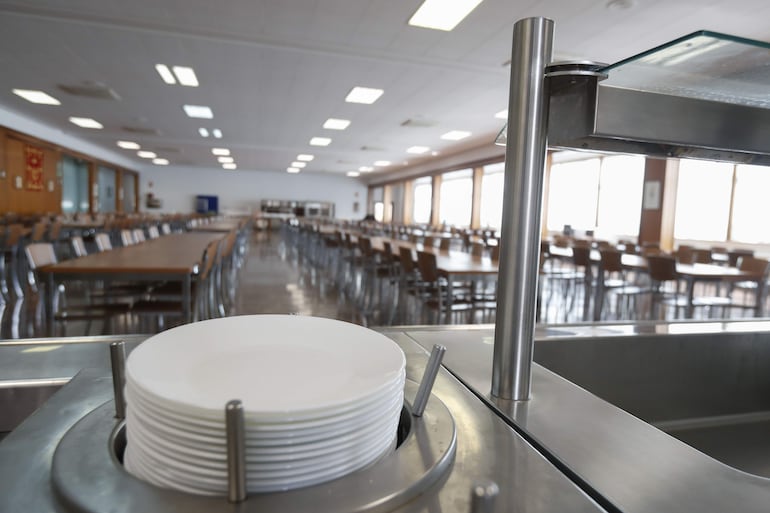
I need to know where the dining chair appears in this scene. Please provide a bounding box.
[598,248,649,320]
[647,255,687,319]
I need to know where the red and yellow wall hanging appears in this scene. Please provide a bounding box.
[24,145,44,191]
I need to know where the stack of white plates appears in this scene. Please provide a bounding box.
[123,315,406,495]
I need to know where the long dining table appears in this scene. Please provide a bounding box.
[39,232,224,334]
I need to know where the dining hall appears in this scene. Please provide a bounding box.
[3,1,770,512]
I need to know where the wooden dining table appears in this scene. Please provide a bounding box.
[39,232,224,334]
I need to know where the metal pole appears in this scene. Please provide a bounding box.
[225,399,247,502]
[412,344,446,417]
[109,341,126,419]
[491,17,554,400]
[470,480,500,513]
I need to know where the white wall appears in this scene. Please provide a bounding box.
[140,165,367,220]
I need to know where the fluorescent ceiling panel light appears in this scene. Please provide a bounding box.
[494,109,508,119]
[291,161,306,168]
[344,87,383,104]
[223,163,237,170]
[212,129,222,138]
[309,137,331,146]
[359,166,374,172]
[287,167,301,173]
[116,140,140,150]
[323,118,351,130]
[137,151,157,158]
[69,117,103,129]
[218,156,234,163]
[12,89,60,105]
[198,127,209,137]
[212,148,230,156]
[374,160,391,167]
[347,171,361,177]
[172,66,199,87]
[183,104,213,119]
[406,146,430,154]
[297,154,314,162]
[152,158,169,165]
[440,130,472,140]
[155,64,176,84]
[408,0,483,31]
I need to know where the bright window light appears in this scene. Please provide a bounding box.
[137,151,157,159]
[345,87,384,104]
[116,141,140,150]
[212,148,230,156]
[407,146,430,154]
[408,0,484,31]
[413,177,432,224]
[12,89,60,105]
[155,64,176,84]
[494,109,507,119]
[172,66,199,87]
[310,137,331,146]
[183,104,213,119]
[212,129,222,138]
[218,156,234,164]
[441,130,471,140]
[198,127,209,137]
[287,167,301,174]
[359,166,374,172]
[347,171,361,177]
[674,160,732,241]
[223,163,237,170]
[291,161,307,168]
[69,117,103,129]
[297,154,314,161]
[152,158,169,165]
[323,118,351,130]
[374,160,391,167]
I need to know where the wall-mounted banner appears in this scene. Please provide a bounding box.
[25,145,44,191]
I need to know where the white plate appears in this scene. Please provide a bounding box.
[126,315,405,417]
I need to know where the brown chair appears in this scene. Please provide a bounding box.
[415,250,472,324]
[729,256,770,316]
[647,254,686,319]
[598,248,648,320]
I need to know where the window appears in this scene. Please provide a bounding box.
[412,177,432,224]
[439,168,472,227]
[596,155,645,236]
[479,162,505,229]
[60,155,89,213]
[373,201,385,222]
[674,160,733,241]
[731,164,770,244]
[546,157,601,232]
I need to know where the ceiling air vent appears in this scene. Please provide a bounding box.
[58,81,121,100]
[400,118,435,128]
[121,126,161,136]
[360,145,385,151]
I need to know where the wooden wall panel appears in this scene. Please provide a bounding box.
[3,138,61,215]
[0,129,8,210]
[638,157,667,247]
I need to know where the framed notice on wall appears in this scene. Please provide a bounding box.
[643,180,661,210]
[25,145,44,191]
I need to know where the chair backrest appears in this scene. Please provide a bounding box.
[647,255,678,282]
[358,236,373,257]
[120,229,135,246]
[676,245,695,264]
[439,237,451,251]
[4,224,25,246]
[728,249,754,267]
[132,229,146,243]
[599,248,623,274]
[416,250,439,283]
[423,236,435,248]
[738,256,770,277]
[692,248,712,264]
[161,223,171,235]
[30,221,48,242]
[399,247,416,274]
[70,236,88,258]
[470,242,485,258]
[95,232,113,252]
[148,225,160,239]
[490,244,500,262]
[572,245,592,267]
[25,242,57,270]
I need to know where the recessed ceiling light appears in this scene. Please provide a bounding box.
[310,137,331,146]
[198,127,209,137]
[494,109,508,119]
[183,104,213,119]
[323,118,351,130]
[431,151,440,156]
[297,154,314,162]
[152,158,169,165]
[408,0,483,31]
[441,130,472,140]
[223,163,237,170]
[155,64,176,84]
[287,167,301,174]
[347,171,361,177]
[137,150,157,159]
[359,166,374,172]
[212,148,230,156]
[212,129,223,138]
[345,87,384,104]
[12,89,61,105]
[374,160,391,167]
[116,141,140,150]
[406,146,430,154]
[218,156,234,164]
[291,161,306,168]
[69,117,103,129]
[172,66,199,87]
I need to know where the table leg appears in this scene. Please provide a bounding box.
[46,274,55,336]
[685,277,695,319]
[183,275,192,323]
[593,264,604,322]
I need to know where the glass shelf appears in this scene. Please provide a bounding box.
[600,30,770,109]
